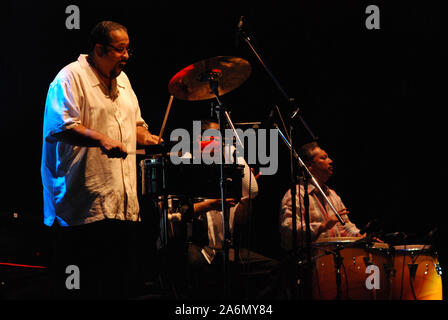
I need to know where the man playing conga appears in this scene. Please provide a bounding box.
[279,141,362,250]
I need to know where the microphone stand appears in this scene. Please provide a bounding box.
[238,18,346,299]
[238,22,316,299]
[214,98,231,299]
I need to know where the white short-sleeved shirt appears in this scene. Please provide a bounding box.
[41,54,148,226]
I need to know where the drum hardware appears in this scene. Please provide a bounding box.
[408,263,418,279]
[384,262,395,278]
[435,263,442,276]
[408,263,419,300]
[324,247,345,300]
[363,257,372,266]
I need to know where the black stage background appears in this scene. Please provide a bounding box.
[1,0,447,300]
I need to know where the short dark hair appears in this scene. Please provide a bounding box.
[297,141,320,163]
[88,21,127,52]
[201,119,218,131]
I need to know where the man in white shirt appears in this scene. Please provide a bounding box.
[41,21,160,299]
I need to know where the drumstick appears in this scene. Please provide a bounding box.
[158,95,174,144]
[130,149,146,155]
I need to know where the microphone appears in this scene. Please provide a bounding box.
[359,219,378,235]
[268,107,275,123]
[382,232,408,242]
[427,226,438,239]
[421,226,438,244]
[234,16,244,47]
[262,105,277,129]
[290,106,300,120]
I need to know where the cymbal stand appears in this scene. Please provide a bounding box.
[160,155,170,249]
[203,70,245,298]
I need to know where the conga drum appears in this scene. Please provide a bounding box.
[390,245,443,300]
[312,237,392,300]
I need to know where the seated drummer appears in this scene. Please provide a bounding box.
[279,141,362,251]
[167,119,281,299]
[187,120,259,263]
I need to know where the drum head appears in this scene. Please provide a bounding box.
[393,244,432,252]
[314,237,361,247]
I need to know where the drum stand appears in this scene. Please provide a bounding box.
[139,148,179,299]
[324,247,345,300]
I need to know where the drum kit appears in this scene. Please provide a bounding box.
[138,55,254,299]
[136,18,444,300]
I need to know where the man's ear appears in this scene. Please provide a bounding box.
[306,162,317,176]
[305,160,313,170]
[95,43,106,57]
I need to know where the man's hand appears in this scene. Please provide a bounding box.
[233,197,253,225]
[316,208,349,237]
[324,208,349,231]
[144,134,162,145]
[250,167,261,180]
[194,198,238,216]
[99,135,128,158]
[137,126,163,145]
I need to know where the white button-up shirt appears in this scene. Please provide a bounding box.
[41,54,148,226]
[205,151,258,251]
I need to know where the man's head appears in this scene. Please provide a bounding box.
[298,141,334,184]
[200,119,219,133]
[198,119,220,151]
[88,21,131,79]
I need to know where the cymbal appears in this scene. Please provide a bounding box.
[168,56,251,101]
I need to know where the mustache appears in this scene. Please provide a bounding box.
[117,57,129,65]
